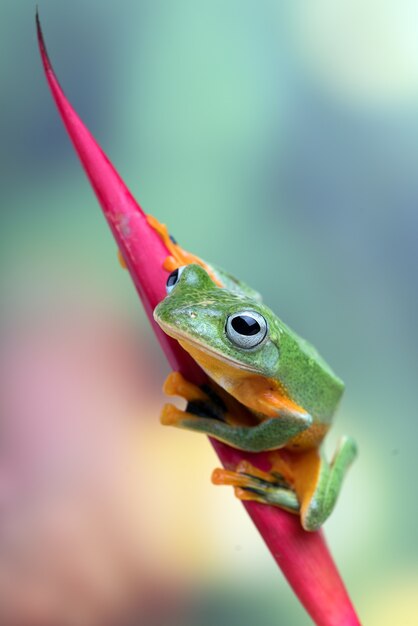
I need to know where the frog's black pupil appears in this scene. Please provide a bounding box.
[231,315,260,336]
[167,269,179,288]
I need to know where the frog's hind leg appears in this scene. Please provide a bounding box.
[211,438,357,530]
[212,460,300,513]
[297,436,358,531]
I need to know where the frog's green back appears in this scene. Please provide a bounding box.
[272,317,344,425]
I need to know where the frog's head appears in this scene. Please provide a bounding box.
[153,264,282,378]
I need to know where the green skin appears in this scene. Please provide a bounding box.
[154,264,357,530]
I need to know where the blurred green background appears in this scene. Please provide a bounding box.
[1,1,418,624]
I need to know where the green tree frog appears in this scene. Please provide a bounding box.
[152,245,357,531]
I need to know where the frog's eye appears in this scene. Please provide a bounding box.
[226,311,267,349]
[166,266,186,294]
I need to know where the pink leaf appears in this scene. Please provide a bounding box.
[36,12,361,625]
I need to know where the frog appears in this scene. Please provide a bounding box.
[153,261,357,532]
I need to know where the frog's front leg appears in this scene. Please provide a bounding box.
[161,372,311,453]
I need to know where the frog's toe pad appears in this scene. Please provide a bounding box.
[163,372,207,403]
[235,460,278,483]
[163,372,183,396]
[211,464,278,490]
[212,468,243,487]
[160,403,185,426]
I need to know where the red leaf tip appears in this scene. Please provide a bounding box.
[36,9,52,73]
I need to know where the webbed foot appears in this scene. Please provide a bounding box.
[161,371,230,425]
[212,460,299,512]
[211,437,357,530]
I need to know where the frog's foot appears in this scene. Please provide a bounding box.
[212,460,300,513]
[163,372,210,406]
[300,436,358,531]
[161,403,195,427]
[162,372,228,423]
[161,371,230,431]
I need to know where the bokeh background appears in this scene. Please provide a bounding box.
[1,1,418,624]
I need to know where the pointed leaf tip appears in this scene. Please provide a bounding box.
[36,10,52,73]
[35,13,198,374]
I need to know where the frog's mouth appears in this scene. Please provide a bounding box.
[156,320,259,374]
